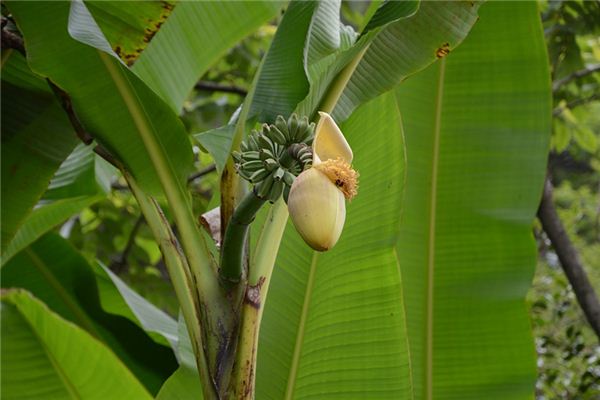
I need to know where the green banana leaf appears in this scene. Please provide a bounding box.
[7,1,194,197]
[95,262,179,349]
[2,143,114,266]
[1,195,101,266]
[249,1,317,122]
[395,2,551,399]
[1,289,153,400]
[256,92,410,398]
[156,366,203,400]
[85,0,176,67]
[42,144,99,201]
[1,233,178,394]
[130,1,283,112]
[193,125,236,173]
[330,1,481,122]
[1,53,79,252]
[294,0,422,120]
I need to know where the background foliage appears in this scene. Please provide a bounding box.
[2,1,598,398]
[529,1,600,399]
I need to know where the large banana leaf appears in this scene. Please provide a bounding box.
[249,0,317,123]
[85,0,176,66]
[156,366,203,400]
[395,2,551,399]
[130,1,282,112]
[1,53,79,251]
[1,233,178,394]
[42,144,99,201]
[7,1,194,197]
[1,195,101,266]
[2,143,113,265]
[256,92,410,398]
[1,289,153,400]
[332,1,481,121]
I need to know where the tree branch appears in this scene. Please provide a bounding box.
[195,81,248,96]
[111,214,145,273]
[187,164,217,184]
[552,63,600,92]
[552,93,600,116]
[111,163,217,191]
[1,17,25,56]
[537,178,600,338]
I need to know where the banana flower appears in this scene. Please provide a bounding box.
[287,112,358,251]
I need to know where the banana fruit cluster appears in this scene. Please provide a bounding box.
[233,114,315,203]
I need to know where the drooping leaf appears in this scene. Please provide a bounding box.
[193,125,236,173]
[304,0,343,82]
[295,0,420,118]
[333,1,481,121]
[2,141,113,265]
[256,92,411,398]
[156,366,203,400]
[85,0,176,66]
[1,195,101,266]
[1,289,153,400]
[42,144,98,201]
[1,233,178,394]
[131,1,283,111]
[95,262,179,349]
[249,1,317,123]
[8,0,194,197]
[395,2,551,398]
[1,55,79,251]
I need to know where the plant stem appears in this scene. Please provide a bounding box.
[220,190,267,284]
[229,43,365,396]
[230,200,289,398]
[318,43,370,116]
[221,57,267,237]
[126,174,212,399]
[101,54,237,397]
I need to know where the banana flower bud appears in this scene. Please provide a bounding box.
[287,112,358,251]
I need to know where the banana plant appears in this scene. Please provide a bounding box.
[1,1,552,399]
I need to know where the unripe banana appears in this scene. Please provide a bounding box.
[256,172,275,198]
[259,148,275,161]
[270,126,288,145]
[241,160,263,173]
[249,168,270,183]
[243,151,260,160]
[275,115,290,140]
[268,180,284,203]
[272,167,285,181]
[283,170,295,186]
[248,134,259,151]
[257,134,275,153]
[288,113,299,141]
[263,158,279,171]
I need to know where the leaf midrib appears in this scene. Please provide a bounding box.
[426,58,446,400]
[284,251,319,400]
[25,248,100,338]
[12,295,82,399]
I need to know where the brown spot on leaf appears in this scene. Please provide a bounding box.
[436,42,450,59]
[110,1,176,66]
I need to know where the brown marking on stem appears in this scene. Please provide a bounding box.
[245,276,266,309]
[436,42,450,59]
